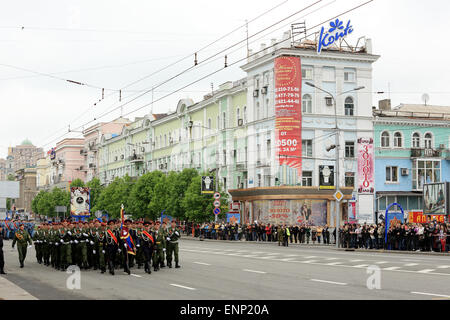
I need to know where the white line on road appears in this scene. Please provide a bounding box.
[350,259,364,262]
[411,292,450,299]
[305,256,317,259]
[193,262,211,266]
[383,266,401,271]
[311,279,347,286]
[353,264,369,268]
[437,266,450,269]
[325,258,339,261]
[404,263,419,267]
[243,269,267,274]
[376,261,388,264]
[280,258,297,262]
[131,274,142,278]
[417,269,435,274]
[326,262,343,266]
[301,260,318,264]
[170,284,196,291]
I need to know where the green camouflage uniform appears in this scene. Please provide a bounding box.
[153,228,166,270]
[166,226,181,267]
[12,228,32,267]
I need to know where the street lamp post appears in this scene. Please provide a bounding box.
[305,82,364,248]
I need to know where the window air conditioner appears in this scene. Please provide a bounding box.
[253,90,259,98]
[401,168,409,176]
[238,119,243,126]
[261,86,268,94]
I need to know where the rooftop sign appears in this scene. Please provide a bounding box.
[317,18,354,54]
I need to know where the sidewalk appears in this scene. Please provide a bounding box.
[181,235,450,256]
[0,276,37,300]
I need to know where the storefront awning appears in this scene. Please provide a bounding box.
[376,191,423,197]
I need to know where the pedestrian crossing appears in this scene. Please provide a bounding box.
[180,246,450,276]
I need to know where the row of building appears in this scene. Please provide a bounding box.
[5,29,450,225]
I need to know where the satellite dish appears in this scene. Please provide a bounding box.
[422,93,430,106]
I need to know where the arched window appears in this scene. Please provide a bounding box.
[381,131,390,148]
[345,97,354,116]
[394,132,403,148]
[302,94,312,114]
[412,133,420,148]
[424,133,433,149]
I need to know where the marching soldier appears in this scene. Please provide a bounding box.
[12,223,33,268]
[105,220,118,275]
[33,225,43,264]
[153,221,166,271]
[166,220,181,269]
[141,221,154,274]
[0,224,5,274]
[96,223,107,274]
[42,223,51,266]
[58,221,73,271]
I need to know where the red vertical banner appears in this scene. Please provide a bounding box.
[274,56,302,179]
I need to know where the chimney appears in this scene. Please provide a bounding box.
[271,38,277,52]
[378,99,391,111]
[260,43,267,55]
[366,38,373,54]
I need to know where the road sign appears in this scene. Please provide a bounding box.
[213,208,221,215]
[55,206,67,213]
[214,192,221,200]
[334,190,344,202]
[214,200,221,207]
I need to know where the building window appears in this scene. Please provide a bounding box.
[217,115,220,130]
[243,106,247,124]
[381,131,390,148]
[412,160,441,190]
[208,118,212,130]
[302,140,313,157]
[266,140,271,160]
[302,94,312,114]
[344,69,356,82]
[345,172,355,187]
[256,102,260,120]
[322,67,335,82]
[223,112,226,129]
[424,133,433,149]
[302,67,313,80]
[386,166,398,183]
[412,132,421,148]
[344,97,354,116]
[302,171,313,186]
[345,141,355,158]
[236,108,240,126]
[394,132,403,148]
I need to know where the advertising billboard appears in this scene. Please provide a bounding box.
[201,176,214,194]
[70,187,91,217]
[319,165,335,190]
[227,213,241,224]
[357,138,374,194]
[274,56,302,179]
[423,183,447,215]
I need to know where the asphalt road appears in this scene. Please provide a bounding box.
[1,239,449,300]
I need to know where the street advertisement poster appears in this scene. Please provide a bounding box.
[357,137,374,194]
[408,211,445,223]
[319,165,335,190]
[201,176,214,194]
[274,56,302,179]
[348,201,356,220]
[423,183,447,215]
[227,213,240,224]
[70,187,90,217]
[252,200,327,226]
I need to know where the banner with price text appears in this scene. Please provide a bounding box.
[274,56,302,178]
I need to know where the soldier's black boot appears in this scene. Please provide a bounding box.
[168,262,172,268]
[160,263,165,268]
[175,263,181,269]
[0,269,6,274]
[20,262,24,268]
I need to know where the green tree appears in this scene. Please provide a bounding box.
[127,171,164,220]
[86,178,103,213]
[50,187,71,218]
[7,174,15,181]
[148,174,170,220]
[36,191,54,217]
[6,198,11,211]
[96,175,133,218]
[70,179,85,188]
[165,169,199,220]
[32,190,46,213]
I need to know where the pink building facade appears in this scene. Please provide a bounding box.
[51,138,86,189]
[82,118,131,182]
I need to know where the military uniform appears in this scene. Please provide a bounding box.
[12,227,32,268]
[166,225,181,268]
[33,227,43,264]
[95,225,107,273]
[58,227,72,271]
[153,226,166,271]
[141,224,154,274]
[105,224,119,275]
[0,227,5,274]
[135,227,144,269]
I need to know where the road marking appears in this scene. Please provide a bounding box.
[242,255,259,258]
[311,279,347,286]
[267,253,281,256]
[243,269,267,274]
[301,260,318,264]
[326,262,343,266]
[404,263,419,267]
[350,259,364,262]
[305,256,317,259]
[411,292,450,299]
[383,266,401,271]
[170,284,196,291]
[193,262,211,266]
[376,261,388,264]
[353,264,369,268]
[325,258,339,261]
[437,266,450,269]
[280,258,297,262]
[417,269,435,274]
[131,274,142,278]
[286,254,300,257]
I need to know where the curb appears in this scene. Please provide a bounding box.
[335,248,450,256]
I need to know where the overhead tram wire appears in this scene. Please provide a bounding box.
[39,0,373,148]
[35,0,291,148]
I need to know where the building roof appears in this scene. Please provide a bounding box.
[152,113,169,120]
[393,104,450,114]
[21,139,33,146]
[374,103,450,120]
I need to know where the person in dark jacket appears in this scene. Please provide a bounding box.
[0,225,5,274]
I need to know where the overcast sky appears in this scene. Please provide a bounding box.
[1,0,449,158]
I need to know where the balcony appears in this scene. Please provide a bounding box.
[236,161,248,171]
[89,163,96,169]
[411,148,442,158]
[256,160,270,168]
[129,154,144,163]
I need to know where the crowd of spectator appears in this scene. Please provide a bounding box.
[182,220,449,253]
